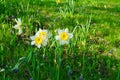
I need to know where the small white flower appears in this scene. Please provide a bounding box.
[30,28,50,48]
[55,28,73,45]
[13,18,22,35]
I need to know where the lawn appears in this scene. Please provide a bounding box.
[0,0,120,80]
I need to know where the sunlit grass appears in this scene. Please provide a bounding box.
[0,0,120,80]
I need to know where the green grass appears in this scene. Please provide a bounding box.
[0,0,120,80]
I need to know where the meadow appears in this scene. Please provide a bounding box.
[0,0,120,80]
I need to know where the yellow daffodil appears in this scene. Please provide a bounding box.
[57,0,60,4]
[13,18,22,35]
[55,28,73,45]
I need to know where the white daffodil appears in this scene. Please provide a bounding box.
[55,28,73,45]
[13,18,22,35]
[30,35,47,48]
[30,28,50,48]
[36,28,50,41]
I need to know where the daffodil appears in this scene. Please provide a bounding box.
[13,18,22,35]
[36,28,50,41]
[38,28,50,37]
[30,35,47,48]
[55,28,73,45]
[30,28,50,48]
[57,0,60,4]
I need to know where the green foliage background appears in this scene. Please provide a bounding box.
[0,0,120,80]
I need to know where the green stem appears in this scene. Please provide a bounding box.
[57,46,62,80]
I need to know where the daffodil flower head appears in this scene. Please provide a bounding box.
[13,18,22,35]
[30,28,50,48]
[36,28,50,41]
[55,28,73,45]
[30,35,47,48]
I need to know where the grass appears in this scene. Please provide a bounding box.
[0,0,120,80]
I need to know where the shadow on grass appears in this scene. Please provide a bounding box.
[80,5,120,27]
[86,5,120,13]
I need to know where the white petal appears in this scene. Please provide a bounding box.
[18,18,21,23]
[18,29,22,35]
[13,25,18,29]
[41,35,46,41]
[31,41,35,45]
[37,45,41,48]
[35,30,40,36]
[55,36,60,40]
[65,40,69,44]
[69,33,73,38]
[65,28,69,33]
[58,29,63,34]
[43,30,48,34]
[44,38,48,42]
[64,40,69,44]
[60,40,69,45]
[42,41,47,46]
[39,28,42,32]
[60,41,65,45]
[30,36,35,40]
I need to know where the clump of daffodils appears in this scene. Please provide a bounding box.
[13,18,22,35]
[30,28,50,48]
[55,28,73,45]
